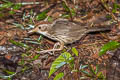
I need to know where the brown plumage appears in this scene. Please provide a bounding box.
[28,19,111,54]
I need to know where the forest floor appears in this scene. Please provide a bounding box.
[0,0,120,80]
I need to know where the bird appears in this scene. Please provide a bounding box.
[28,18,112,54]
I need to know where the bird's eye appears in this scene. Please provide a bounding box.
[38,27,41,29]
[38,25,47,31]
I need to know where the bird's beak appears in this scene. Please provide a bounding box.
[28,27,38,34]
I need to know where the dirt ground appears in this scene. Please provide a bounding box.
[0,0,120,80]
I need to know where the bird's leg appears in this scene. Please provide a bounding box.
[36,40,64,55]
[52,42,61,54]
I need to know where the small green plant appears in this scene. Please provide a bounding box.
[22,9,35,24]
[49,47,106,80]
[80,64,105,80]
[112,3,120,13]
[36,9,49,21]
[53,72,64,80]
[9,40,31,50]
[0,69,16,80]
[99,41,120,56]
[62,1,76,20]
[101,0,120,21]
[49,47,77,80]
[0,0,22,18]
[49,52,74,78]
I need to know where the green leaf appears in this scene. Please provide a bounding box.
[81,70,91,77]
[0,13,4,18]
[53,72,64,80]
[9,10,15,15]
[36,10,48,21]
[21,66,29,72]
[0,7,4,11]
[0,69,16,80]
[13,3,22,10]
[61,8,76,18]
[99,41,120,56]
[9,40,31,49]
[95,65,99,74]
[26,41,41,45]
[12,23,24,29]
[72,47,78,56]
[1,0,11,3]
[79,65,88,69]
[70,8,76,16]
[68,57,74,69]
[32,54,40,61]
[37,35,43,42]
[18,58,25,65]
[8,77,12,80]
[105,14,112,19]
[71,69,78,73]
[89,65,96,75]
[61,14,70,18]
[4,70,15,75]
[47,16,53,22]
[62,1,70,12]
[49,52,73,77]
[2,2,13,8]
[97,72,105,79]
[112,3,119,13]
